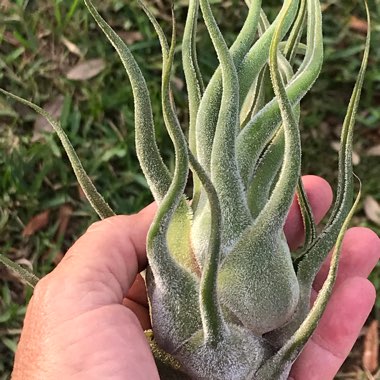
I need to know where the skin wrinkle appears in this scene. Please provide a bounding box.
[36,266,120,319]
[60,213,150,303]
[31,288,122,347]
[69,261,124,304]
[62,307,136,356]
[311,330,347,361]
[69,366,131,380]
[83,230,137,292]
[59,252,125,302]
[32,305,150,378]
[86,213,150,263]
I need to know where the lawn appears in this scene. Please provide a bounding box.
[0,0,379,378]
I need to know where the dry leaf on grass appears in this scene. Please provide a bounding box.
[331,141,341,151]
[364,196,380,225]
[3,31,19,46]
[53,252,65,266]
[349,16,368,34]
[119,30,144,44]
[22,211,50,237]
[40,205,72,266]
[66,58,106,81]
[15,258,34,272]
[54,204,73,265]
[32,96,64,141]
[61,36,83,57]
[367,145,380,157]
[57,204,73,238]
[172,76,184,90]
[363,320,379,373]
[330,141,360,165]
[78,184,87,200]
[352,151,360,166]
[0,0,10,10]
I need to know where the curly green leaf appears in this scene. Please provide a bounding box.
[0,89,114,219]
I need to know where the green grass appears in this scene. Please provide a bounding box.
[0,0,379,377]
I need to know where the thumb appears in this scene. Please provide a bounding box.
[37,202,157,316]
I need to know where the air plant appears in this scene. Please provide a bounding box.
[0,0,371,378]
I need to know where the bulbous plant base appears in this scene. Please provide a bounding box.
[147,327,296,380]
[148,325,277,380]
[174,325,272,380]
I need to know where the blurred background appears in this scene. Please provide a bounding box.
[0,0,379,378]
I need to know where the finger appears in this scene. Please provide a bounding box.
[37,202,157,315]
[127,273,149,306]
[314,227,380,292]
[124,273,151,329]
[290,277,375,380]
[123,298,151,330]
[284,175,333,250]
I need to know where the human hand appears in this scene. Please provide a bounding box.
[12,176,379,380]
[12,202,160,380]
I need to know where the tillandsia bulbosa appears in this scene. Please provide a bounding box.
[0,0,372,378]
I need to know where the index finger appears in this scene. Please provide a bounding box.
[284,175,333,250]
